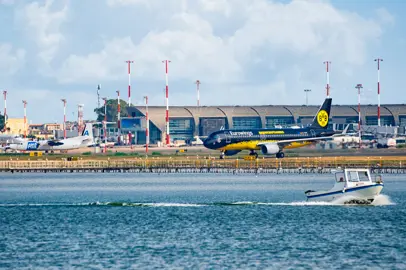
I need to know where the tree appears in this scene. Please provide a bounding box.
[0,114,4,131]
[94,99,129,122]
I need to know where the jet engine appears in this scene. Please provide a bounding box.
[224,150,241,156]
[260,143,280,155]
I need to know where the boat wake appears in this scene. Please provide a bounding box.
[0,195,395,208]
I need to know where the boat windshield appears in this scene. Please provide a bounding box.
[346,170,371,182]
[335,172,345,183]
[358,171,370,182]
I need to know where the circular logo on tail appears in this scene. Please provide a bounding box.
[317,110,329,127]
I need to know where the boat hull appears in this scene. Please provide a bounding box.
[306,184,383,204]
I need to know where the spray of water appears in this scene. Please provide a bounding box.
[0,195,395,207]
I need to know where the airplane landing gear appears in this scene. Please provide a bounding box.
[249,150,258,159]
[276,151,285,158]
[220,151,225,159]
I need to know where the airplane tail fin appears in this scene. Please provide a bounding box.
[310,97,332,129]
[82,123,94,138]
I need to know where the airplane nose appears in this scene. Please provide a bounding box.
[203,138,213,149]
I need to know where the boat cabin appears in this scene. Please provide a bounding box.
[334,168,382,188]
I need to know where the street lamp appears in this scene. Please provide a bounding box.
[304,89,311,106]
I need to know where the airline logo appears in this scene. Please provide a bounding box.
[229,131,253,137]
[317,110,329,127]
[83,130,89,136]
[26,141,38,150]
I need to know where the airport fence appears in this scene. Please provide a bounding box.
[0,156,405,171]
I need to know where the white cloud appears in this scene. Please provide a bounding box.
[57,0,385,90]
[0,43,25,76]
[17,0,68,64]
[107,0,148,6]
[0,0,14,5]
[375,8,395,26]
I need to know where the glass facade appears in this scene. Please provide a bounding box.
[297,116,314,125]
[121,118,143,130]
[232,117,261,130]
[265,116,294,127]
[169,118,194,140]
[400,116,406,127]
[199,118,227,136]
[332,116,358,124]
[366,116,395,126]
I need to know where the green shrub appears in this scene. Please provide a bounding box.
[82,151,92,156]
[113,152,128,156]
[151,151,162,156]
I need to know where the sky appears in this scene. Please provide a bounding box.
[0,0,405,123]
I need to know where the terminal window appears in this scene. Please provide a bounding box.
[233,117,261,130]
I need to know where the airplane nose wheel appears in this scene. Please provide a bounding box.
[276,152,285,158]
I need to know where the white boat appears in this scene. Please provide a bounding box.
[305,168,384,204]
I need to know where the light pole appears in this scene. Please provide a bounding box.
[195,80,201,107]
[102,97,107,153]
[304,89,311,106]
[162,59,171,146]
[22,100,27,138]
[61,99,67,139]
[355,84,363,148]
[323,61,331,97]
[144,96,149,155]
[374,58,383,126]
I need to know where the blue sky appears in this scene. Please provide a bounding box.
[0,0,405,123]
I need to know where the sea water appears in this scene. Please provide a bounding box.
[0,173,405,269]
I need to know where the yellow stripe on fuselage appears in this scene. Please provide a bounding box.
[220,140,313,151]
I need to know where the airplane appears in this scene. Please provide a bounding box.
[203,97,339,158]
[0,134,26,144]
[6,123,94,152]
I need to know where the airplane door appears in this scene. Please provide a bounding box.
[225,134,231,143]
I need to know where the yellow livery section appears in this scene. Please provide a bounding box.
[221,140,313,151]
[258,130,285,135]
[317,109,329,127]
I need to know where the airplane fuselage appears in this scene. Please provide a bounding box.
[204,127,335,151]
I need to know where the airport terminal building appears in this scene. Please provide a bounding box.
[122,104,406,144]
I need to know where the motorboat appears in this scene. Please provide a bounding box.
[305,168,383,204]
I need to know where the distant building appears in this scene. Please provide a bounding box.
[125,103,406,144]
[44,123,63,132]
[5,118,28,136]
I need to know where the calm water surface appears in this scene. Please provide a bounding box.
[0,173,405,269]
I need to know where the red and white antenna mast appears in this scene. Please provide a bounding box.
[144,96,149,154]
[125,60,134,106]
[102,97,107,153]
[22,100,27,138]
[374,58,383,126]
[323,61,331,97]
[195,80,201,107]
[162,60,171,145]
[355,84,363,148]
[61,99,67,139]
[78,104,84,134]
[3,90,7,131]
[116,90,121,145]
